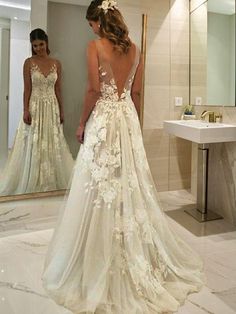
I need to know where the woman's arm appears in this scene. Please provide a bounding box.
[23,58,32,125]
[131,53,143,120]
[55,60,64,123]
[76,41,100,143]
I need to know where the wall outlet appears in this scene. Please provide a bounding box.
[174,97,183,106]
[195,97,202,106]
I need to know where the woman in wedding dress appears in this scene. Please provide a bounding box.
[43,1,205,313]
[0,29,74,196]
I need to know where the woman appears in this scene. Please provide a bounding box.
[0,29,74,196]
[43,1,205,313]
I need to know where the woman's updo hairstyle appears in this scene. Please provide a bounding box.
[86,0,131,54]
[30,28,50,55]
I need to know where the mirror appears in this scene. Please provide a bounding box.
[0,0,146,201]
[0,0,76,200]
[190,0,236,106]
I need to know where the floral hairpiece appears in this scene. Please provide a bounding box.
[98,0,118,14]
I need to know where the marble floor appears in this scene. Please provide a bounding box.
[0,190,236,314]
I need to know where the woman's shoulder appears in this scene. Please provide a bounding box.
[87,39,98,50]
[86,40,100,57]
[24,57,33,64]
[130,42,141,58]
[23,57,33,69]
[130,41,139,51]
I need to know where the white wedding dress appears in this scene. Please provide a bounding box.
[43,41,204,314]
[0,61,74,196]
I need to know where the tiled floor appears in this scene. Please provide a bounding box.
[0,190,236,314]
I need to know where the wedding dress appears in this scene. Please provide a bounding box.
[0,61,74,196]
[43,40,204,314]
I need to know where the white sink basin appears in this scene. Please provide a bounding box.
[164,120,236,143]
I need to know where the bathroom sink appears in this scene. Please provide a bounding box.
[164,120,236,143]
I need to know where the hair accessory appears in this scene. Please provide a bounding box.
[98,0,118,14]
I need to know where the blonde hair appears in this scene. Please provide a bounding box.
[86,0,132,54]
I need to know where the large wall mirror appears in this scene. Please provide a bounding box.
[190,0,236,106]
[0,0,147,202]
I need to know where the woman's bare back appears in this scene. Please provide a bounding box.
[98,38,137,97]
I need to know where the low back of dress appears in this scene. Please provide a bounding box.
[95,40,140,101]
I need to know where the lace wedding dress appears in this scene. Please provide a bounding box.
[0,62,74,196]
[43,41,204,314]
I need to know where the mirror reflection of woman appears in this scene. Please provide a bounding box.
[43,1,205,313]
[0,29,74,196]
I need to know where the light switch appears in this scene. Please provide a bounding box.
[174,97,183,106]
[195,97,202,106]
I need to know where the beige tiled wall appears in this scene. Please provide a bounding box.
[110,0,192,193]
[122,0,191,192]
[119,0,192,192]
[169,0,192,190]
[118,0,193,193]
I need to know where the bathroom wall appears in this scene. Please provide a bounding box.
[117,0,191,191]
[31,0,192,192]
[140,0,191,191]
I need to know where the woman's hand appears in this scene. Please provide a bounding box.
[60,111,64,124]
[23,110,32,125]
[76,124,85,144]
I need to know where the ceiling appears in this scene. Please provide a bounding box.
[0,0,30,21]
